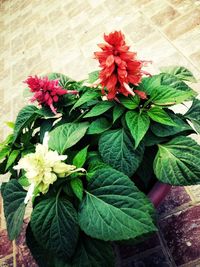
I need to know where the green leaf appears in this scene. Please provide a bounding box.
[5,121,15,129]
[0,134,14,148]
[26,223,55,267]
[35,106,55,118]
[143,130,168,147]
[126,111,150,148]
[31,196,79,259]
[88,70,100,83]
[147,107,177,126]
[154,136,200,185]
[49,122,89,154]
[151,112,192,137]
[83,101,114,118]
[72,233,115,267]
[71,91,100,111]
[5,150,20,170]
[73,146,88,168]
[87,118,111,135]
[18,175,30,187]
[2,180,26,240]
[54,257,71,267]
[113,105,125,123]
[160,66,197,83]
[118,95,140,109]
[13,105,38,142]
[150,85,193,106]
[185,99,200,134]
[48,73,78,91]
[159,73,197,94]
[70,178,84,201]
[140,76,161,95]
[99,129,144,176]
[0,146,10,161]
[40,119,54,143]
[79,167,156,241]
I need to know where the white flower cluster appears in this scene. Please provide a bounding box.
[14,133,84,203]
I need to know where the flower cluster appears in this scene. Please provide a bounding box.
[14,133,84,197]
[94,31,150,100]
[25,76,78,114]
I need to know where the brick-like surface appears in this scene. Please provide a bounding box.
[1,0,200,266]
[158,186,192,217]
[159,205,200,266]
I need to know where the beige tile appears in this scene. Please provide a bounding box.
[164,8,200,40]
[190,50,200,68]
[174,28,200,56]
[151,5,180,27]
[141,0,169,16]
[124,13,155,43]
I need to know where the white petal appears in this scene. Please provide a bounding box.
[43,132,50,147]
[24,183,35,204]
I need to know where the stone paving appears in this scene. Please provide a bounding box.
[0,0,200,266]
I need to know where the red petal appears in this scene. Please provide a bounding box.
[105,74,117,89]
[106,55,115,67]
[134,90,147,99]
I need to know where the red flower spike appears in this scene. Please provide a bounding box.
[94,31,150,99]
[24,76,78,114]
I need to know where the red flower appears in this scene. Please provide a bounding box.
[94,31,150,100]
[25,76,78,114]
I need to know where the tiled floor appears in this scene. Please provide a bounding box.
[0,0,200,266]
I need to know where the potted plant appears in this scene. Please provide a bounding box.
[1,31,200,267]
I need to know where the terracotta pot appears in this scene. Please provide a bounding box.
[114,182,172,266]
[148,182,172,208]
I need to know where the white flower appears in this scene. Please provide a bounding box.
[14,132,83,200]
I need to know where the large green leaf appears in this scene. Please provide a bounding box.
[154,136,200,185]
[118,95,140,110]
[87,118,111,135]
[151,112,192,137]
[147,107,177,126]
[72,234,115,267]
[184,99,200,134]
[150,85,193,106]
[83,101,114,118]
[160,66,197,83]
[13,105,38,142]
[99,129,144,176]
[31,196,79,259]
[2,180,26,240]
[126,111,150,148]
[79,167,156,241]
[71,91,100,111]
[159,73,196,94]
[49,122,89,154]
[26,223,55,267]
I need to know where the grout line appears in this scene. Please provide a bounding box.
[184,186,196,204]
[0,254,13,262]
[157,229,177,267]
[139,8,200,74]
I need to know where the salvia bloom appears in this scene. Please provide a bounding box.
[14,133,85,199]
[25,76,78,114]
[94,31,150,100]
